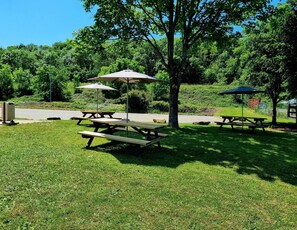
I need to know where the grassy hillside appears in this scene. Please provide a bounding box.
[179,84,269,108]
[178,84,272,117]
[10,84,279,118]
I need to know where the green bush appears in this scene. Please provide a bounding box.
[127,90,150,113]
[149,101,169,112]
[149,70,170,101]
[178,104,199,113]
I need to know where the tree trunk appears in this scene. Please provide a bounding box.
[169,74,180,129]
[272,98,278,125]
[167,10,179,129]
[295,99,297,127]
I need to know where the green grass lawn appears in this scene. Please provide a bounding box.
[0,121,296,229]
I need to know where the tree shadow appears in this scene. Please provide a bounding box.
[89,126,297,186]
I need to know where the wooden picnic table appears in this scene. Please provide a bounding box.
[215,115,267,132]
[79,118,168,148]
[72,111,115,125]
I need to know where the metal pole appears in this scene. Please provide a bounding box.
[50,73,52,102]
[241,94,244,129]
[241,94,244,118]
[126,80,129,121]
[126,80,129,136]
[2,102,6,124]
[96,89,99,118]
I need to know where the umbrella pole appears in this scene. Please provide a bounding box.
[241,94,244,129]
[126,81,129,121]
[125,81,129,136]
[96,89,99,118]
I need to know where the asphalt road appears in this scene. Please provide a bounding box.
[10,108,221,124]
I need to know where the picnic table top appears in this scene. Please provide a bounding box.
[81,110,115,115]
[90,118,165,130]
[221,115,267,120]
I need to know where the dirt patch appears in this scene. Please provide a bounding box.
[269,124,297,133]
[197,108,221,116]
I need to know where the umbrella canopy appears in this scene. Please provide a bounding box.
[88,69,159,83]
[77,83,116,116]
[219,86,264,124]
[89,69,160,121]
[77,83,116,91]
[219,86,264,95]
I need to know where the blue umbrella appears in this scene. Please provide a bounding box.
[220,86,264,123]
[219,86,264,95]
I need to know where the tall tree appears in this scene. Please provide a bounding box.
[0,64,14,100]
[13,68,33,96]
[283,0,297,98]
[281,0,297,124]
[33,65,70,101]
[77,0,271,128]
[244,4,292,125]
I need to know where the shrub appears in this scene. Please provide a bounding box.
[126,90,150,113]
[149,101,169,112]
[178,104,199,113]
[149,70,170,101]
[0,64,14,100]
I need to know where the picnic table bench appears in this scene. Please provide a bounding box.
[215,116,267,132]
[72,111,115,125]
[79,118,168,148]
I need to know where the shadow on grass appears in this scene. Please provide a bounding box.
[90,126,297,185]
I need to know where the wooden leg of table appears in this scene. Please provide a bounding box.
[220,118,226,129]
[251,126,256,133]
[154,131,161,148]
[261,122,265,132]
[77,114,87,125]
[87,137,94,148]
[86,126,100,147]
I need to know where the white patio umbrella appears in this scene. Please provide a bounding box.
[77,83,117,116]
[89,69,160,121]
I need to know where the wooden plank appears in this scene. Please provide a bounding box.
[215,121,227,125]
[79,131,151,146]
[215,121,236,126]
[114,127,168,137]
[233,122,256,127]
[90,118,165,130]
[215,121,256,127]
[71,116,89,120]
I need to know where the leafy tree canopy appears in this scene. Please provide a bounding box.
[77,0,272,128]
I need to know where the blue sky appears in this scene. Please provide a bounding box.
[0,0,286,48]
[0,0,94,48]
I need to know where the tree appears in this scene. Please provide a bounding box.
[13,68,33,96]
[150,70,170,101]
[283,0,297,98]
[244,5,291,125]
[77,0,271,128]
[0,64,14,100]
[0,48,37,75]
[33,65,70,101]
[281,0,297,124]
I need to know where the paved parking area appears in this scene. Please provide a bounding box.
[1,108,221,124]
